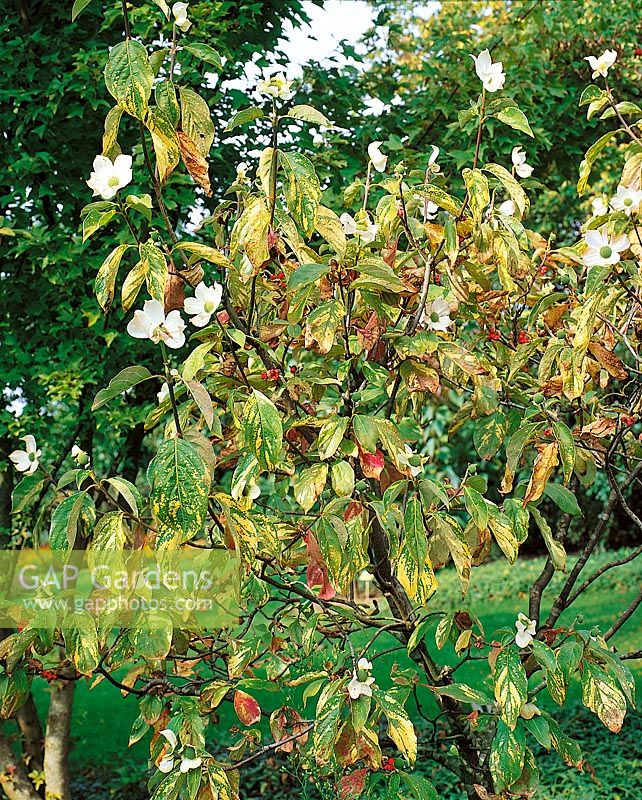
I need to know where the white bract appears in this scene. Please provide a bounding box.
[427,145,441,174]
[397,445,423,477]
[357,657,372,671]
[9,435,41,475]
[348,657,376,699]
[514,613,537,648]
[157,729,201,774]
[367,141,387,172]
[498,200,515,216]
[422,297,452,332]
[583,228,629,267]
[585,49,617,79]
[172,2,191,32]
[591,196,609,217]
[86,154,132,200]
[127,300,186,349]
[184,281,223,327]
[257,70,293,100]
[511,147,533,178]
[610,185,642,216]
[157,383,170,404]
[424,200,439,221]
[470,49,505,93]
[340,213,379,244]
[235,161,249,183]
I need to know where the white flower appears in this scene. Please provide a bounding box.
[340,213,379,245]
[235,161,249,183]
[610,185,642,216]
[9,435,41,475]
[257,70,293,100]
[427,145,441,174]
[424,200,439,221]
[422,297,452,332]
[357,657,372,671]
[172,2,191,32]
[498,200,515,216]
[157,383,170,404]
[158,754,175,773]
[396,445,423,478]
[347,671,376,700]
[179,754,202,773]
[160,729,178,749]
[86,154,132,200]
[511,147,533,179]
[585,49,617,79]
[470,49,506,93]
[367,141,387,172]
[514,613,537,648]
[183,281,223,327]
[583,228,629,267]
[591,196,609,217]
[127,299,186,349]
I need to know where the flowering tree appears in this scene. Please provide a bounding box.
[2,3,641,800]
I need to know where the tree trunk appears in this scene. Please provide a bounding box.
[43,680,74,800]
[0,728,41,800]
[17,696,43,774]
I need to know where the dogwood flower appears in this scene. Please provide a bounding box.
[348,657,376,699]
[367,141,387,172]
[610,185,642,216]
[340,213,379,244]
[591,196,609,217]
[424,200,439,221]
[184,281,223,327]
[470,49,506,93]
[71,445,90,467]
[396,445,423,477]
[511,147,533,179]
[9,435,41,475]
[585,49,617,79]
[172,2,191,32]
[583,228,629,267]
[157,383,170,404]
[235,161,249,183]
[127,299,186,349]
[498,200,515,216]
[257,70,293,100]
[179,751,202,773]
[157,729,201,774]
[427,145,441,175]
[422,297,452,332]
[514,613,537,648]
[86,154,132,200]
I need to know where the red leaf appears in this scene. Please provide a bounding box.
[234,690,261,726]
[304,533,335,600]
[339,768,368,799]
[358,447,385,480]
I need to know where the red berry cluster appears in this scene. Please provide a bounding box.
[488,329,501,341]
[621,415,635,427]
[518,330,530,344]
[261,369,281,381]
[41,669,59,682]
[382,757,396,772]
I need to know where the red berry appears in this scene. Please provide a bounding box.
[261,372,268,380]
[488,329,501,341]
[544,428,553,436]
[518,331,531,344]
[382,757,396,772]
[621,415,635,427]
[267,369,281,381]
[538,265,548,276]
[635,48,642,56]
[290,366,296,374]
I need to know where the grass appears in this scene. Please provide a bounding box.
[28,549,641,798]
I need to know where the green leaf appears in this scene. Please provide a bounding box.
[286,104,332,127]
[399,773,438,800]
[104,40,153,121]
[463,486,489,529]
[403,495,428,567]
[484,162,529,216]
[487,506,519,564]
[146,107,180,183]
[11,474,44,514]
[462,168,490,222]
[155,80,180,127]
[287,262,330,291]
[543,483,582,517]
[524,715,551,750]
[95,243,130,311]
[495,105,534,137]
[529,505,566,571]
[414,185,462,216]
[172,241,232,268]
[305,298,344,354]
[182,43,223,70]
[581,662,627,733]
[331,461,354,498]
[92,366,153,410]
[372,688,417,763]
[490,720,526,791]
[101,105,123,158]
[138,239,168,303]
[577,130,619,196]
[473,411,507,460]
[225,107,265,132]
[71,0,93,21]
[434,683,493,705]
[242,390,283,471]
[294,464,328,513]
[230,195,270,269]
[279,150,321,236]
[179,86,214,156]
[49,492,95,551]
[318,416,349,460]
[547,716,583,768]
[553,422,575,485]
[105,476,142,517]
[62,611,100,675]
[494,647,528,729]
[81,202,117,242]
[315,206,346,256]
[147,438,211,546]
